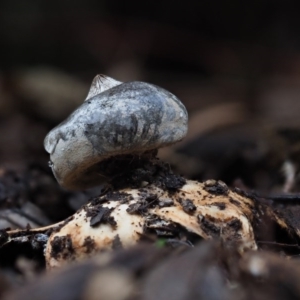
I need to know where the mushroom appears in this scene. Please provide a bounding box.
[3,75,299,270]
[44,75,188,190]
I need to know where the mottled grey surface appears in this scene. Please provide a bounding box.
[44,78,188,190]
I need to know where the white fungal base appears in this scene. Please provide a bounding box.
[46,180,257,268]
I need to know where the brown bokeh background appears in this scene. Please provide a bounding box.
[1,0,300,192]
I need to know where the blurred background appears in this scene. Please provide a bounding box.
[2,0,300,198]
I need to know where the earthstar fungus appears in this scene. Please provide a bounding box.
[42,75,259,268]
[3,75,295,269]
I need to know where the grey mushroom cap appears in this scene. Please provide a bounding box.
[44,75,188,190]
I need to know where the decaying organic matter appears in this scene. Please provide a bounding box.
[5,241,300,300]
[2,163,300,269]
